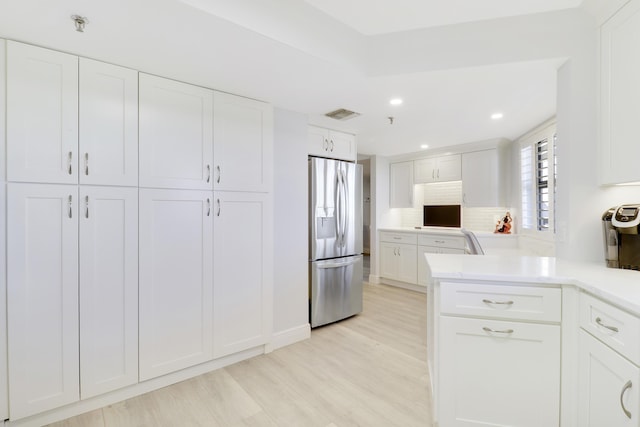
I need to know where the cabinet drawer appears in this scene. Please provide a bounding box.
[379,231,417,245]
[580,292,640,365]
[418,234,465,249]
[439,282,562,322]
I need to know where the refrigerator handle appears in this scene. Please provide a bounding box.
[342,167,350,248]
[317,257,360,269]
[335,169,343,247]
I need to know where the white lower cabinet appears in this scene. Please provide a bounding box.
[139,189,214,381]
[578,329,640,426]
[379,242,417,284]
[7,183,79,419]
[213,192,272,358]
[79,186,138,398]
[438,316,561,427]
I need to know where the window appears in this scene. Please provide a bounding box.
[520,123,557,233]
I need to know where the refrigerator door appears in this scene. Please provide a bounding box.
[310,255,363,328]
[309,158,362,260]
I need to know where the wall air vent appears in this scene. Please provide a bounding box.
[325,108,361,121]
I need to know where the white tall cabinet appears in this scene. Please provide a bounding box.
[2,39,274,424]
[138,189,214,380]
[79,186,138,398]
[7,184,79,419]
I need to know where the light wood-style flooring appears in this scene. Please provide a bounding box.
[48,283,431,427]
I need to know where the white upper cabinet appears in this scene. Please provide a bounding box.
[389,161,414,208]
[600,0,640,184]
[139,73,214,190]
[79,58,138,186]
[138,189,213,380]
[414,154,461,184]
[7,41,78,184]
[213,92,273,192]
[7,183,79,419]
[462,148,509,207]
[79,186,138,399]
[213,191,272,358]
[308,126,357,162]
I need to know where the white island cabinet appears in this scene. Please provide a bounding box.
[438,282,561,427]
[425,253,640,427]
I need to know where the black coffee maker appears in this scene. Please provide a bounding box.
[602,204,640,270]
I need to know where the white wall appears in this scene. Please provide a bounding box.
[272,108,310,346]
[0,39,8,418]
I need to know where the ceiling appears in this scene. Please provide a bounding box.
[0,0,597,157]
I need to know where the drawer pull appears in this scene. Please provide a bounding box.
[621,380,632,419]
[482,299,514,306]
[482,327,514,334]
[393,237,401,240]
[434,240,445,244]
[595,317,619,333]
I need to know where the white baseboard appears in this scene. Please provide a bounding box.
[270,324,311,351]
[379,278,428,294]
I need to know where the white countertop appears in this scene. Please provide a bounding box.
[425,253,640,315]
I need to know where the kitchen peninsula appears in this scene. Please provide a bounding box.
[425,253,640,427]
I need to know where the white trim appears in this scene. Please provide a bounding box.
[268,324,311,351]
[368,274,381,284]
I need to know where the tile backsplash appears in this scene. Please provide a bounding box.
[399,181,513,233]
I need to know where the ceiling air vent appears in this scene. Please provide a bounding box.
[325,108,360,121]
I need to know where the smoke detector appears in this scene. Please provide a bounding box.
[325,108,360,121]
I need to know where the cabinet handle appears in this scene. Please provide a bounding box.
[437,168,440,179]
[330,140,334,152]
[68,151,73,175]
[434,240,445,244]
[68,195,73,219]
[482,299,514,306]
[393,237,401,240]
[216,198,221,217]
[85,153,89,176]
[206,198,211,217]
[323,138,329,151]
[397,247,400,256]
[621,380,632,419]
[85,195,89,219]
[206,165,211,183]
[482,327,514,334]
[216,165,221,184]
[393,247,397,256]
[432,169,435,179]
[595,317,619,333]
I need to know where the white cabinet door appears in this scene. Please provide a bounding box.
[7,41,78,184]
[0,38,8,422]
[7,183,79,419]
[379,242,417,284]
[389,161,414,208]
[139,189,213,380]
[578,330,640,427]
[79,58,138,186]
[600,0,640,184]
[328,130,356,161]
[414,158,437,183]
[417,246,464,286]
[213,92,273,192]
[462,150,499,207]
[79,186,138,398]
[436,154,462,182]
[213,192,272,358]
[308,126,330,157]
[139,74,213,190]
[439,316,560,427]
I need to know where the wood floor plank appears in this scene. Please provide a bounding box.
[46,283,432,427]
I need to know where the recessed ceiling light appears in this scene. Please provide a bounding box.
[390,98,403,106]
[420,144,429,149]
[491,112,504,120]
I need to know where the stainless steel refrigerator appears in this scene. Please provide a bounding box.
[309,157,363,328]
